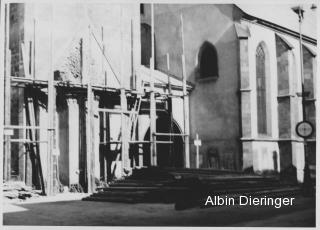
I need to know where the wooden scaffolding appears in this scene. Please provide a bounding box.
[1,2,191,195]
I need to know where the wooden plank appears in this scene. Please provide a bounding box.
[97,108,135,114]
[4,125,43,130]
[154,132,188,137]
[10,139,48,143]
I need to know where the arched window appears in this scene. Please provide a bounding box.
[276,35,291,95]
[303,46,315,99]
[140,23,151,66]
[256,44,268,134]
[199,42,218,79]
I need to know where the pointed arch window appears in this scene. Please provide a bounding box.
[199,42,218,79]
[256,44,267,134]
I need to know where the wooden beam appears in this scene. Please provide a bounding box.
[166,53,172,95]
[154,133,188,137]
[97,108,136,114]
[46,3,56,195]
[150,3,157,166]
[180,14,190,168]
[121,89,129,171]
[0,0,5,183]
[4,125,43,130]
[32,19,36,79]
[25,93,46,194]
[3,3,11,181]
[85,24,95,193]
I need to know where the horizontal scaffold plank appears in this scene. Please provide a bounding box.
[10,77,187,97]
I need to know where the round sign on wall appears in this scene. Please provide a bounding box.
[296,121,314,138]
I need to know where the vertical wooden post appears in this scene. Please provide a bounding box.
[132,3,141,93]
[47,2,56,195]
[130,19,135,90]
[80,38,83,84]
[180,14,190,168]
[120,89,127,172]
[32,18,36,80]
[149,3,157,166]
[101,26,107,87]
[87,80,93,192]
[166,53,172,94]
[0,1,5,182]
[120,7,129,173]
[85,25,96,193]
[196,133,200,169]
[3,3,11,181]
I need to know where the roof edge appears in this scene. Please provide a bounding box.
[241,11,317,46]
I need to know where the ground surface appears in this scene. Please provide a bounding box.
[3,193,315,227]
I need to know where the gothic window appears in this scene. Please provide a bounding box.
[303,46,315,99]
[199,42,218,79]
[276,35,291,95]
[256,44,268,134]
[303,46,316,138]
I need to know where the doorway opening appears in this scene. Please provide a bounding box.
[143,113,184,168]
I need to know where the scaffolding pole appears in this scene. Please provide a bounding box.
[3,3,10,181]
[150,3,157,166]
[180,14,190,168]
[47,2,56,195]
[0,2,5,181]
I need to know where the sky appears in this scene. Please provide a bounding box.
[237,3,317,39]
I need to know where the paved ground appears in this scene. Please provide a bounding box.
[2,193,315,227]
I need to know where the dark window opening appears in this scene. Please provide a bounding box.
[256,44,267,135]
[303,46,315,99]
[140,23,151,66]
[275,35,290,95]
[140,4,144,15]
[199,41,218,79]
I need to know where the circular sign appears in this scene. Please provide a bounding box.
[296,121,314,138]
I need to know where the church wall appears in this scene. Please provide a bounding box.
[148,4,242,170]
[242,20,316,181]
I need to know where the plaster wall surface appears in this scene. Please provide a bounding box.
[16,3,141,89]
[145,4,242,170]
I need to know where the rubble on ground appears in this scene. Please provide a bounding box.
[3,181,44,201]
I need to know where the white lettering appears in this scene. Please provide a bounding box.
[205,196,214,206]
[239,196,248,205]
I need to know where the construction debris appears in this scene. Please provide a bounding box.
[3,181,44,201]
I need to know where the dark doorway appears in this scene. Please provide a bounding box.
[143,113,184,168]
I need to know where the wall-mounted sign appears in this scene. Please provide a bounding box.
[296,121,314,138]
[194,139,202,146]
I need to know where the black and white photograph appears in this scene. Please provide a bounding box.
[0,0,318,227]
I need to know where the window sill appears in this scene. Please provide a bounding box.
[197,76,219,83]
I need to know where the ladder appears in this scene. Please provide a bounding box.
[24,89,46,194]
[111,93,142,177]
